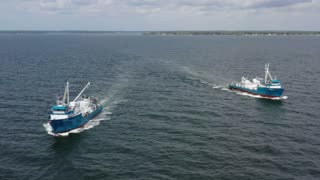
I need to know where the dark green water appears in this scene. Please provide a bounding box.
[0,34,320,179]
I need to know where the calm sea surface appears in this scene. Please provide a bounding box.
[0,34,320,180]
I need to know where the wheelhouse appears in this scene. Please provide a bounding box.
[51,105,67,114]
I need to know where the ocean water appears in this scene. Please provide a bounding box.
[0,33,320,179]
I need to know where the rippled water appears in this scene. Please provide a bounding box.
[0,34,320,179]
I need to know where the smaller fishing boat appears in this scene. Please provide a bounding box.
[48,82,103,134]
[229,63,285,99]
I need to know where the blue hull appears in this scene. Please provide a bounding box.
[49,106,103,133]
[229,84,284,98]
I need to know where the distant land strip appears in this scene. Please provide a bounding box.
[143,31,320,36]
[0,30,319,35]
[0,31,129,34]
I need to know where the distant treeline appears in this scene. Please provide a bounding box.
[0,31,131,34]
[1,30,319,36]
[143,31,320,36]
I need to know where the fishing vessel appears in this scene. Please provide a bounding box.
[49,82,103,134]
[229,64,285,98]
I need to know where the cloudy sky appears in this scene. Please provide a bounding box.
[0,0,319,31]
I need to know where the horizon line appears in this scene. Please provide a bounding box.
[0,30,320,32]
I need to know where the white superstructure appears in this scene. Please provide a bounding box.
[231,63,282,90]
[50,82,98,120]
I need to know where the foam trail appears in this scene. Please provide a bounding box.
[221,87,231,91]
[186,73,220,88]
[212,85,232,92]
[99,97,109,106]
[181,66,233,92]
[212,85,223,89]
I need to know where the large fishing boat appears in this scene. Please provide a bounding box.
[229,64,285,98]
[49,82,103,134]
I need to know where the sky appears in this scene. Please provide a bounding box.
[0,0,319,31]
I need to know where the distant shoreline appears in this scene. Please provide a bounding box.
[143,31,320,36]
[0,30,319,36]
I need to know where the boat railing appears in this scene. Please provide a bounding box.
[230,81,239,86]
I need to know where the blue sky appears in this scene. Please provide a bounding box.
[0,0,319,31]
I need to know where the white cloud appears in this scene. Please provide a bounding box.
[2,0,319,30]
[25,0,314,14]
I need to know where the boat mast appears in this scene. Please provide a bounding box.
[265,64,268,84]
[62,81,69,104]
[265,63,273,84]
[67,83,69,104]
[73,82,91,102]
